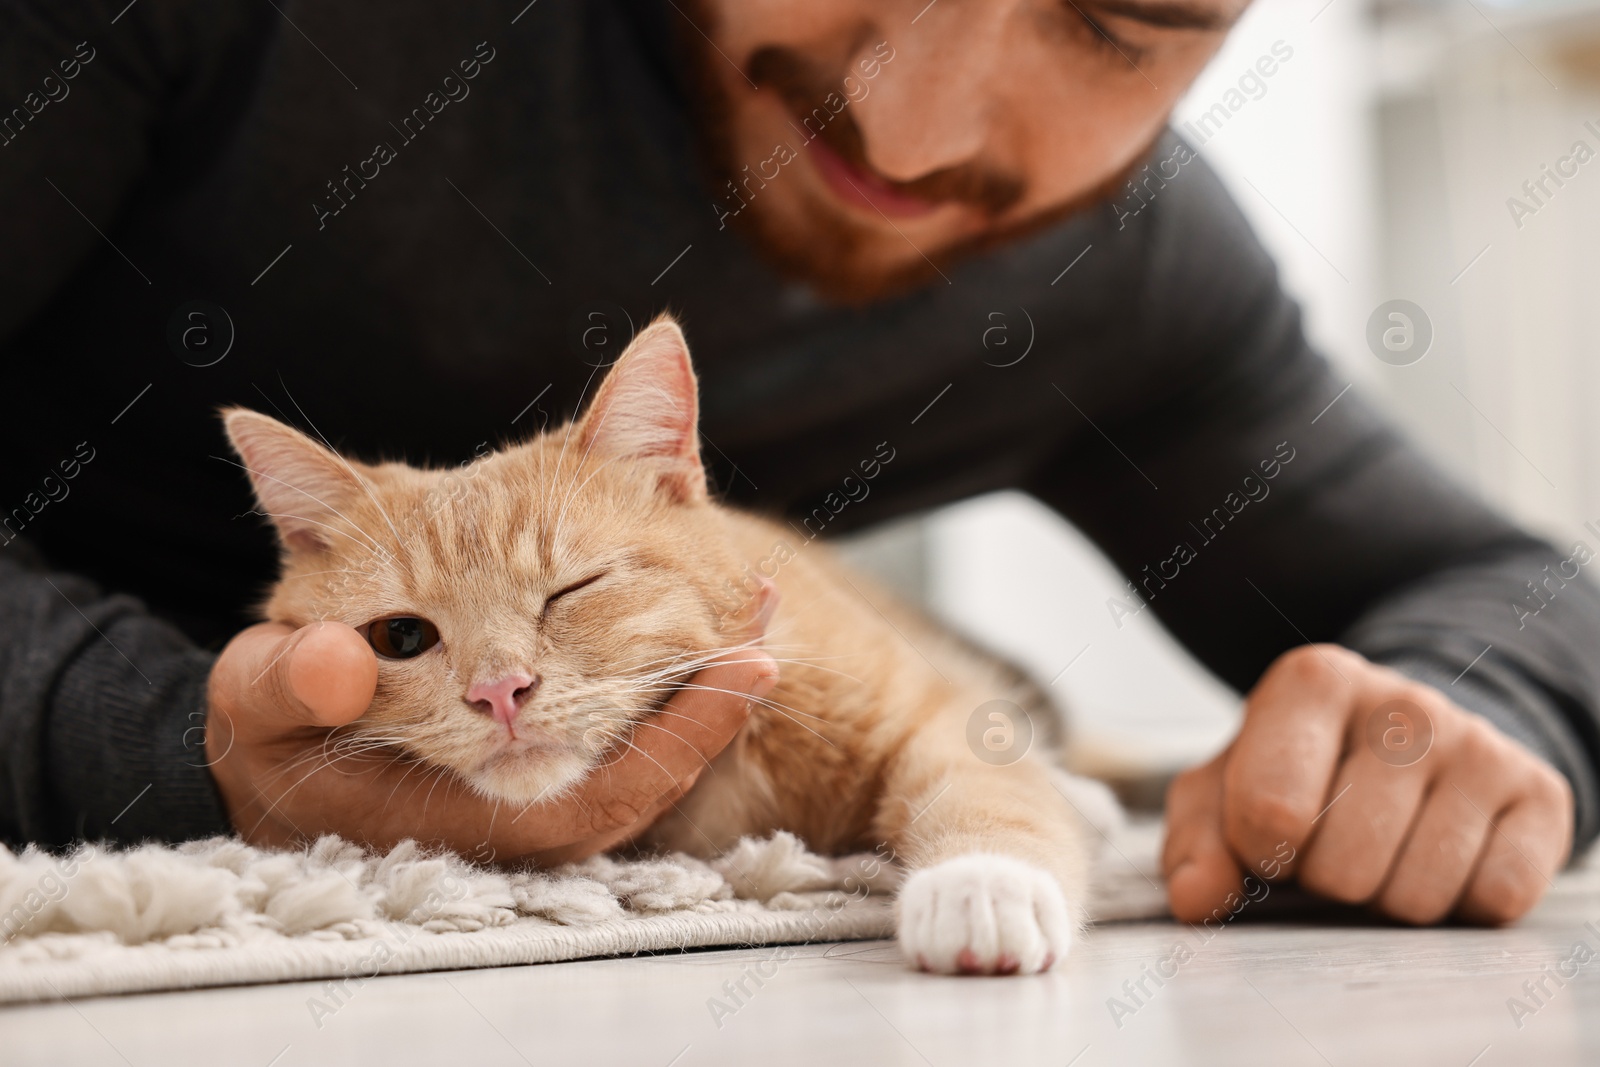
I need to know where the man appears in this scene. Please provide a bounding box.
[0,0,1591,928]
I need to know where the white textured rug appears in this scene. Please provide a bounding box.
[0,820,1167,1005]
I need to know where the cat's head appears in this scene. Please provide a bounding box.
[223,316,754,803]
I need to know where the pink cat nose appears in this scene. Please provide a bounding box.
[467,673,541,726]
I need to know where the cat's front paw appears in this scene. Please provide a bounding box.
[897,853,1074,976]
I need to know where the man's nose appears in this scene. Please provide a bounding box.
[849,6,1010,182]
[467,672,541,725]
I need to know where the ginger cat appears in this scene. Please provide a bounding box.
[224,316,1095,975]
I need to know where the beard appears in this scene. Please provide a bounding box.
[670,8,1159,304]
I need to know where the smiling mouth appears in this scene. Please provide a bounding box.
[803,130,946,220]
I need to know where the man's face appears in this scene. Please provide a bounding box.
[685,0,1245,300]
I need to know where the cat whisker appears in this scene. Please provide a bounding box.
[280,568,377,582]
[760,657,868,687]
[360,755,444,819]
[618,636,762,665]
[319,745,413,770]
[382,752,445,814]
[745,645,866,663]
[638,653,768,680]
[275,378,414,573]
[549,453,628,554]
[214,453,392,561]
[321,743,410,758]
[258,737,412,798]
[240,506,391,560]
[419,761,455,818]
[611,736,687,796]
[630,720,716,773]
[509,776,584,824]
[481,797,502,854]
[641,707,725,729]
[326,750,413,776]
[245,749,385,840]
[323,733,411,747]
[314,738,395,761]
[259,747,350,792]
[394,760,450,815]
[624,681,830,728]
[546,360,608,554]
[662,682,838,746]
[619,641,767,680]
[627,645,868,690]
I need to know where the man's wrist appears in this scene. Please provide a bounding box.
[46,629,233,845]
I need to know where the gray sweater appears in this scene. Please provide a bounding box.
[2,0,1597,850]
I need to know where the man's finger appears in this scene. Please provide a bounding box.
[1374,778,1495,924]
[1163,753,1247,923]
[215,621,377,735]
[575,647,778,835]
[1368,713,1518,923]
[1223,645,1355,872]
[1455,773,1572,925]
[1294,743,1428,904]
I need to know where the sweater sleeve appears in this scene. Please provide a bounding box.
[0,0,267,844]
[1027,142,1600,851]
[0,542,229,845]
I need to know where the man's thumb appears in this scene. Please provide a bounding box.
[1162,753,1247,924]
[219,621,377,732]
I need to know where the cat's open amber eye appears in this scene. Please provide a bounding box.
[365,617,441,660]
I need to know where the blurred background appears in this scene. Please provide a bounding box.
[840,0,1600,782]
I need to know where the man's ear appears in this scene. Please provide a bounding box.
[576,315,708,503]
[222,408,366,552]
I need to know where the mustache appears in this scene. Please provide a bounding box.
[746,46,1027,217]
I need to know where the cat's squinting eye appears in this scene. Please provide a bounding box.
[365,617,441,660]
[543,571,607,615]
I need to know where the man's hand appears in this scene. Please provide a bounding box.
[204,584,778,866]
[1162,644,1573,926]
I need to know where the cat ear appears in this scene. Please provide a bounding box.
[577,315,708,503]
[222,408,365,553]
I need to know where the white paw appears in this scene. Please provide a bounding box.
[896,854,1075,976]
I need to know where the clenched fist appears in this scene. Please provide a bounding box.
[1163,644,1573,925]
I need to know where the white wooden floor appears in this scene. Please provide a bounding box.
[4,865,1598,1067]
